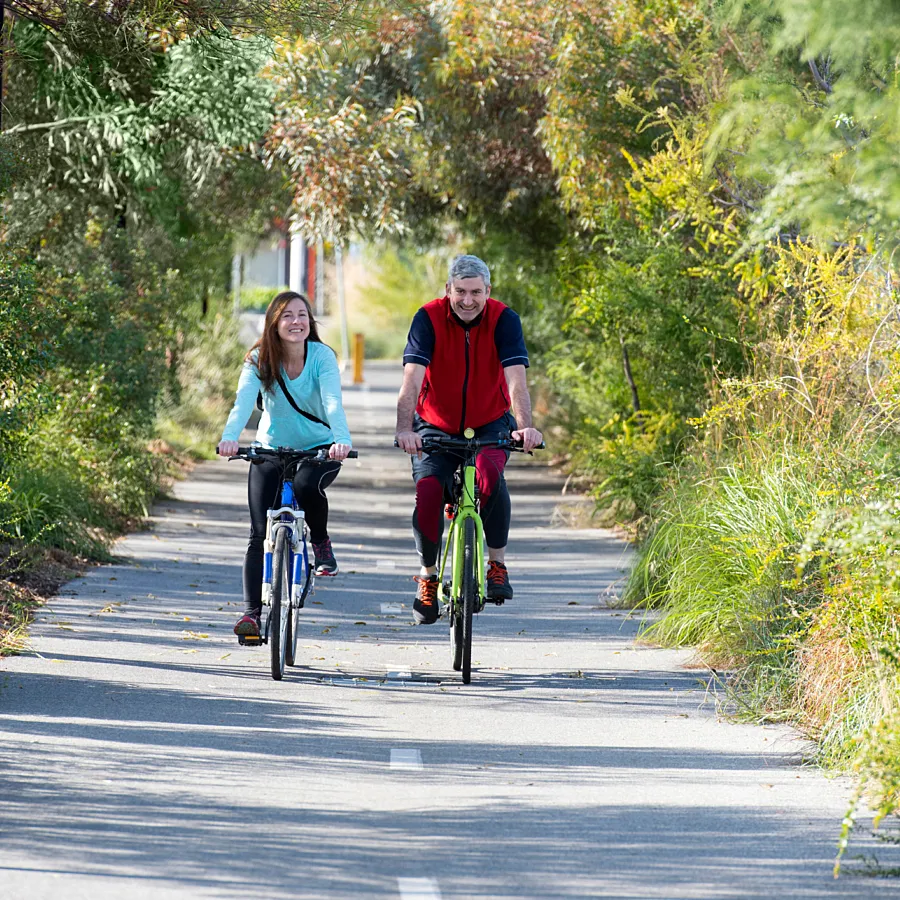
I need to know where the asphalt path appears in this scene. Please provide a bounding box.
[0,363,892,899]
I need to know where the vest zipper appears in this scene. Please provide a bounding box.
[459,329,471,434]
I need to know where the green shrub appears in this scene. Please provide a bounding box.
[239,284,285,311]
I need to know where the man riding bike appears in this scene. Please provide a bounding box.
[395,254,543,625]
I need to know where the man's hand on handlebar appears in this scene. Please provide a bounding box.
[395,431,423,459]
[512,427,543,453]
[218,440,240,457]
[329,443,352,461]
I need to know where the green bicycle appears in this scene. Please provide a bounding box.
[418,430,542,684]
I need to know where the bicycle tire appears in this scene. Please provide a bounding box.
[461,517,476,684]
[286,553,314,667]
[451,580,463,672]
[270,528,291,680]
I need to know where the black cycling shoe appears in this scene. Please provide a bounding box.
[312,537,339,576]
[486,561,513,601]
[412,575,440,625]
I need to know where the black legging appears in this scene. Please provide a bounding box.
[242,455,341,614]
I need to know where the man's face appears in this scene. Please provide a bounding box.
[447,276,489,323]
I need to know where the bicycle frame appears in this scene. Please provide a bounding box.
[437,456,486,609]
[262,479,310,611]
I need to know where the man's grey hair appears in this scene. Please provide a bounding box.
[448,254,491,287]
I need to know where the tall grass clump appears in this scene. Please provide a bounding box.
[626,447,824,665]
[625,240,900,861]
[156,313,248,456]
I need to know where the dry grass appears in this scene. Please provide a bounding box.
[0,544,85,656]
[794,614,862,735]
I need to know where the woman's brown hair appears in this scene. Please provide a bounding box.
[247,291,322,392]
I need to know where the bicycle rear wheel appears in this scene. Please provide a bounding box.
[270,528,291,680]
[460,517,476,684]
[286,548,314,667]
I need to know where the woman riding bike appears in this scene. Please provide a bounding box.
[218,290,353,638]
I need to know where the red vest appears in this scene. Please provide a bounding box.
[416,296,511,433]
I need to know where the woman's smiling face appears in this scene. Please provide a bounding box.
[276,297,310,345]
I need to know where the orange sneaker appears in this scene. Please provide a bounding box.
[412,575,440,624]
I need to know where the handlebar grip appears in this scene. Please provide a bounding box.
[393,440,399,448]
[347,450,359,458]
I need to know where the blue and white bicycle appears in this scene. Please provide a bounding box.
[226,445,358,680]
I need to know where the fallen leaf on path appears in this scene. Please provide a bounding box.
[182,631,210,640]
[219,653,231,660]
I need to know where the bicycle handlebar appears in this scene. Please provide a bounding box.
[218,446,359,461]
[393,436,545,452]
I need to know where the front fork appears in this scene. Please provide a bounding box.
[262,508,306,608]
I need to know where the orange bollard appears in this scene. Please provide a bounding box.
[353,333,365,384]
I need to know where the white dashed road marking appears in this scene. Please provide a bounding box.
[397,877,441,900]
[390,749,424,771]
[385,665,412,679]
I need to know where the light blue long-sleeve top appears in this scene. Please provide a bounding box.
[221,342,352,449]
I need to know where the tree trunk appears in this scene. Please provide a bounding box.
[619,331,643,428]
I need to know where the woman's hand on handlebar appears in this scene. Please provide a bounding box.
[512,427,543,453]
[395,430,423,459]
[218,440,240,457]
[329,443,352,461]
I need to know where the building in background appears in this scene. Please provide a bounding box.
[231,228,325,315]
[231,228,355,363]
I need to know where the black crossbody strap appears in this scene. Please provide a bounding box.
[275,370,330,429]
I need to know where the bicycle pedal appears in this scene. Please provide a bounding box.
[483,597,505,606]
[237,634,263,646]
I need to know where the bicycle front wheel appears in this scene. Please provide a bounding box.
[460,517,477,684]
[270,528,291,680]
[450,593,464,672]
